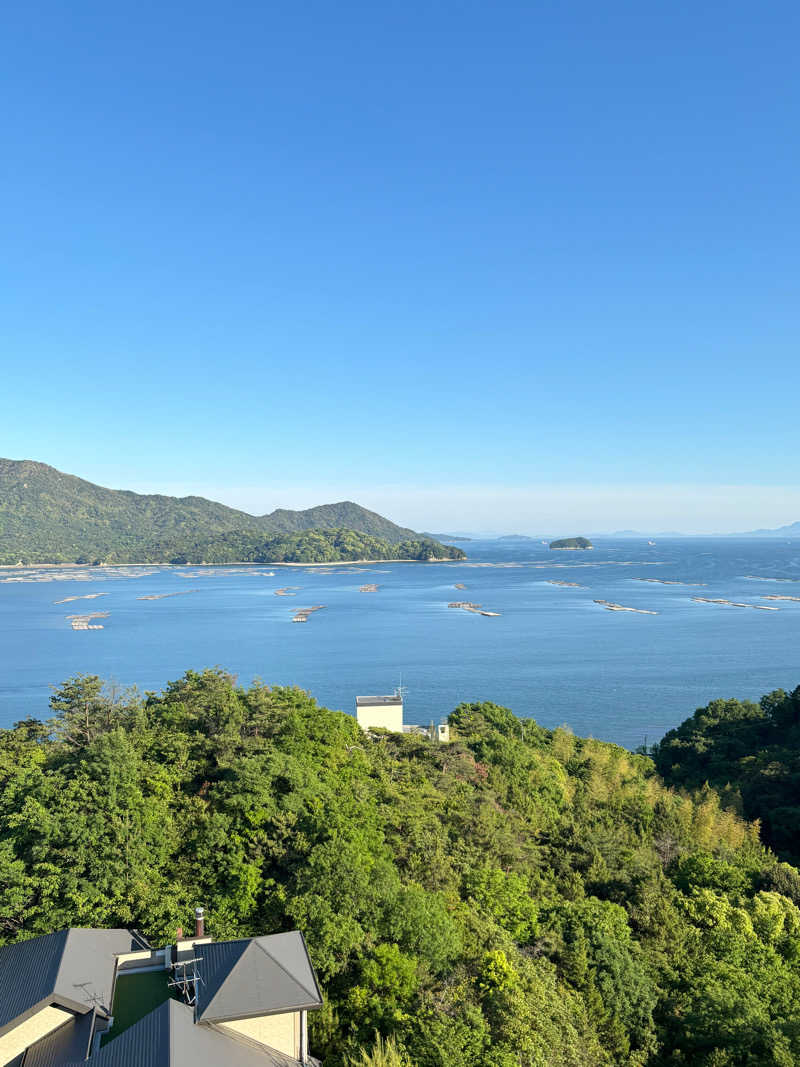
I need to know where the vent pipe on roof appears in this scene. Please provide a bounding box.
[194,906,205,939]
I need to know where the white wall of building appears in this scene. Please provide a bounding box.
[356,703,403,733]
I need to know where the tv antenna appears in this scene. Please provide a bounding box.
[168,955,204,1006]
[394,671,408,701]
[73,982,107,1012]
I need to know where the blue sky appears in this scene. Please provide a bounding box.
[2,1,799,531]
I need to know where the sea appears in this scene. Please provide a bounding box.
[1,538,798,749]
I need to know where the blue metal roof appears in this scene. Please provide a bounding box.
[0,929,136,1035]
[195,932,322,1023]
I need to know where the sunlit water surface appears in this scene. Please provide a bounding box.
[1,539,799,748]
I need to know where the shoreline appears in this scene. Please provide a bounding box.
[0,557,460,571]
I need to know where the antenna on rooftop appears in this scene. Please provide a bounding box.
[394,671,407,701]
[74,982,107,1012]
[168,955,204,1006]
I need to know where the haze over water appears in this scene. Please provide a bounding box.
[1,538,798,748]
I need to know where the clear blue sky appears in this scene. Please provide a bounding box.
[2,1,799,530]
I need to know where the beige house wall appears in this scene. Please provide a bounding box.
[219,1011,300,1059]
[356,704,403,733]
[0,1006,73,1066]
[115,947,168,967]
[175,936,213,951]
[173,936,213,961]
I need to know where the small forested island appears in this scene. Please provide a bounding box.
[136,529,465,565]
[0,459,464,564]
[2,673,800,1065]
[550,536,594,550]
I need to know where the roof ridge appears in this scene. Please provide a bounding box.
[169,996,177,1063]
[198,937,251,1018]
[252,937,320,1004]
[52,927,73,993]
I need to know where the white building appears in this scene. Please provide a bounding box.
[355,693,404,733]
[355,693,451,742]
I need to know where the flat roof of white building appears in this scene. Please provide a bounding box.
[355,695,402,706]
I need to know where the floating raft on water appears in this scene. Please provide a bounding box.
[692,597,778,611]
[137,590,199,600]
[630,578,706,586]
[449,601,501,617]
[360,584,379,592]
[66,611,110,630]
[743,575,799,583]
[292,605,326,623]
[594,600,658,615]
[54,592,108,604]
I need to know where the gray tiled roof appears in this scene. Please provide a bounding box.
[0,929,137,1035]
[195,932,322,1023]
[64,999,306,1067]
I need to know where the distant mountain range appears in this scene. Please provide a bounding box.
[438,524,800,541]
[0,460,464,565]
[606,523,800,539]
[734,520,800,538]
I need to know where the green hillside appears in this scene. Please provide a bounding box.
[2,672,800,1066]
[264,501,417,542]
[148,528,465,564]
[654,685,800,864]
[0,459,454,564]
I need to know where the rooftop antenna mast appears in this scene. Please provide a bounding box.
[74,982,107,1013]
[168,955,205,1006]
[395,670,407,702]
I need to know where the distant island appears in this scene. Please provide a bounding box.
[156,528,466,565]
[497,534,537,541]
[0,459,465,565]
[732,520,800,538]
[550,536,594,550]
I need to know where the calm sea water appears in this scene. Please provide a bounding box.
[1,539,798,749]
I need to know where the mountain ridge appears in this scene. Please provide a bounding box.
[0,459,457,564]
[733,519,800,538]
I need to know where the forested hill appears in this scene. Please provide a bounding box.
[654,685,800,864]
[0,459,446,564]
[147,528,465,564]
[3,673,800,1065]
[262,501,416,541]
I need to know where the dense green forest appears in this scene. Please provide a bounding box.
[126,528,465,565]
[2,674,800,1065]
[654,686,800,864]
[550,537,593,550]
[0,459,445,564]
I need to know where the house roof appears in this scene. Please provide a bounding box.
[63,999,306,1067]
[22,1010,95,1067]
[355,695,402,706]
[1,928,321,1067]
[195,932,323,1023]
[0,929,138,1036]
